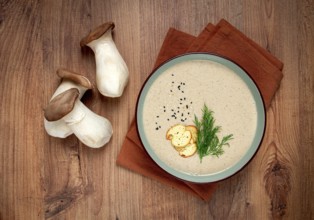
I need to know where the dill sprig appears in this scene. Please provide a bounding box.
[194,104,233,162]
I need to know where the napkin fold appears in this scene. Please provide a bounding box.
[116,19,283,201]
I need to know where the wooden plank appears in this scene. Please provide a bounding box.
[0,0,44,219]
[40,1,91,218]
[242,1,302,220]
[297,0,314,219]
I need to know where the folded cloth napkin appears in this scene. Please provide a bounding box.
[116,19,283,201]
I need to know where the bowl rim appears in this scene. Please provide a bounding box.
[135,52,266,183]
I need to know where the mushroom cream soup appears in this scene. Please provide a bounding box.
[142,59,258,175]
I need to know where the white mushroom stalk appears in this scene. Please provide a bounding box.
[44,88,113,148]
[44,69,93,138]
[80,22,129,98]
[63,99,113,148]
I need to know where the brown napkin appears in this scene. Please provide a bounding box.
[117,19,283,201]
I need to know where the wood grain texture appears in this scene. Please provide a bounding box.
[0,0,313,219]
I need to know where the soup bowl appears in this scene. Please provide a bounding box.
[136,53,266,183]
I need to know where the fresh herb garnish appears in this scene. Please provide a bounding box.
[194,104,233,161]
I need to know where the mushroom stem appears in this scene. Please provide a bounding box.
[51,80,89,100]
[44,69,93,138]
[51,68,93,99]
[81,22,129,98]
[44,80,92,138]
[63,100,113,148]
[44,119,73,138]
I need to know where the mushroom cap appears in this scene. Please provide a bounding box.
[80,21,115,47]
[44,88,80,121]
[57,68,93,89]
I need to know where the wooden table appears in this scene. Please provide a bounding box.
[1,0,313,219]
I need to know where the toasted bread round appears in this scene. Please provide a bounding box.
[173,145,185,152]
[179,143,197,158]
[171,130,192,147]
[185,125,198,143]
[166,124,186,140]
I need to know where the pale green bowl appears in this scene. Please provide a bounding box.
[136,53,266,183]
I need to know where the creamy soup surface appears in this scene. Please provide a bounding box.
[142,60,258,175]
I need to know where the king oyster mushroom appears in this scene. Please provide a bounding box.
[44,69,93,138]
[80,22,129,98]
[44,88,113,148]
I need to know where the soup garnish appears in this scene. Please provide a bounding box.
[194,104,233,161]
[166,104,234,162]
